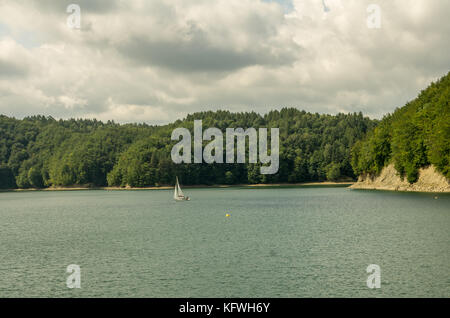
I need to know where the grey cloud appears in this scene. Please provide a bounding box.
[118,38,296,73]
[23,0,120,14]
[117,20,298,73]
[0,59,28,77]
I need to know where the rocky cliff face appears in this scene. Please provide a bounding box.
[350,164,450,193]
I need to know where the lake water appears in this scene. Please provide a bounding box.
[0,187,449,298]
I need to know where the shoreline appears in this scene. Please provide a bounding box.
[1,181,355,192]
[350,184,450,193]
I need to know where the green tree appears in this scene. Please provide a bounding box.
[28,167,44,188]
[0,165,16,189]
[225,171,234,184]
[326,163,341,181]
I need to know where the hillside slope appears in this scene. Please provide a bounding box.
[351,72,450,192]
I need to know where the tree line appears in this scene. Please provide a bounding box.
[0,109,376,189]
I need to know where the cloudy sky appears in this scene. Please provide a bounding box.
[0,0,449,124]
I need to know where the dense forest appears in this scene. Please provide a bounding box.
[0,109,376,189]
[2,72,448,190]
[351,71,450,183]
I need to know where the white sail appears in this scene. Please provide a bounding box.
[177,181,184,197]
[174,179,179,199]
[174,177,188,200]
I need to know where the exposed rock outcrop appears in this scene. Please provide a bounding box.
[350,164,450,193]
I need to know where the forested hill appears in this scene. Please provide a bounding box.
[351,71,450,183]
[0,109,376,189]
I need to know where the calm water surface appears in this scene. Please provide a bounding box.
[0,187,449,297]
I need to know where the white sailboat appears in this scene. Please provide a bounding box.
[174,177,190,201]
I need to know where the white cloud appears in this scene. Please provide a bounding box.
[0,0,448,123]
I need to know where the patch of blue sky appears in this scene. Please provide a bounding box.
[262,0,294,13]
